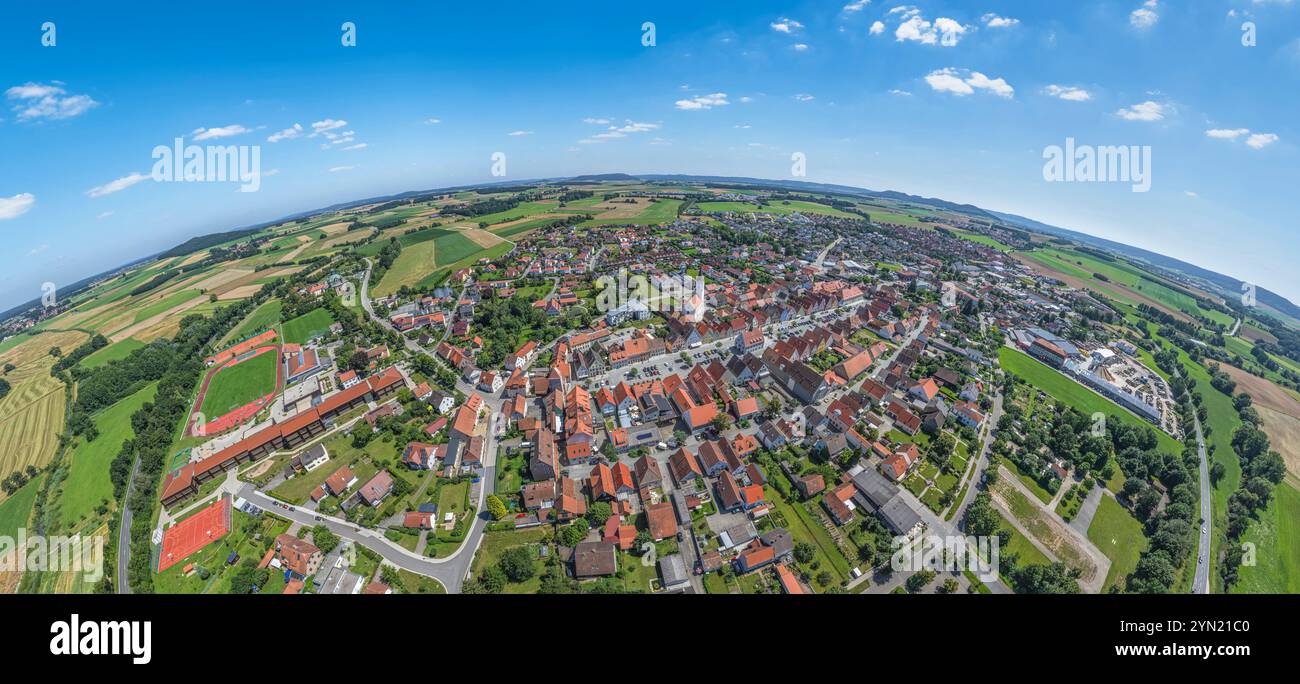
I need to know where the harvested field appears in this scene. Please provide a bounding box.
[1221,364,1300,420]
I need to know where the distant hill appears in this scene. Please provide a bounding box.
[11,172,1294,327]
[988,209,1300,320]
[157,227,264,259]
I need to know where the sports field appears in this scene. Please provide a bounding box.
[59,382,159,527]
[281,307,335,344]
[199,349,278,417]
[998,347,1182,455]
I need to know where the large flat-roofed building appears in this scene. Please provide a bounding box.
[161,367,404,507]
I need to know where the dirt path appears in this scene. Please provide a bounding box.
[991,465,1110,593]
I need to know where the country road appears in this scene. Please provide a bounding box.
[1192,412,1211,594]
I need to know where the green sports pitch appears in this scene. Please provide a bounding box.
[199,350,278,417]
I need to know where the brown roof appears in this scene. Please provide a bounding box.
[573,541,618,577]
[645,501,678,541]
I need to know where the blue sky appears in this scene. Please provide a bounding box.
[1,0,1297,311]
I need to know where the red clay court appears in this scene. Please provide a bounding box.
[158,496,233,572]
[189,343,285,437]
[205,328,277,367]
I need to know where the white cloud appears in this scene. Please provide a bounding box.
[842,1,871,12]
[870,21,885,35]
[97,210,114,219]
[423,118,441,125]
[889,89,913,96]
[792,93,816,102]
[1043,84,1092,101]
[267,123,303,142]
[86,172,149,198]
[924,68,1014,98]
[676,93,730,110]
[1245,133,1279,149]
[1184,191,1198,198]
[1205,128,1250,140]
[0,193,36,220]
[738,96,754,104]
[5,82,99,121]
[1115,100,1166,121]
[770,17,804,33]
[896,12,969,46]
[583,117,611,125]
[734,124,752,129]
[579,120,661,144]
[28,244,47,256]
[1131,1,1159,29]
[793,43,809,51]
[192,124,249,141]
[982,13,1020,28]
[309,118,348,137]
[342,143,368,150]
[328,165,355,172]
[507,130,533,136]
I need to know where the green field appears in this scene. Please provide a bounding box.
[374,239,438,296]
[432,231,484,266]
[1022,247,1233,327]
[469,527,550,594]
[0,474,42,538]
[79,338,146,369]
[998,347,1182,455]
[1233,481,1300,593]
[199,351,278,416]
[281,307,335,344]
[582,199,683,227]
[60,382,159,526]
[132,289,203,323]
[221,299,283,346]
[1087,494,1147,592]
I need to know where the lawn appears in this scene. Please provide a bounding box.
[199,350,278,416]
[269,432,397,503]
[469,527,549,594]
[59,382,159,527]
[1233,481,1300,593]
[79,338,146,369]
[764,485,851,589]
[394,568,446,594]
[1086,494,1147,592]
[999,346,1182,455]
[281,307,335,344]
[0,474,42,538]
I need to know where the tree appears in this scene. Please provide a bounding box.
[311,525,339,553]
[348,349,369,373]
[498,546,537,583]
[487,494,508,520]
[560,519,589,546]
[586,501,613,526]
[906,570,936,593]
[793,542,816,564]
